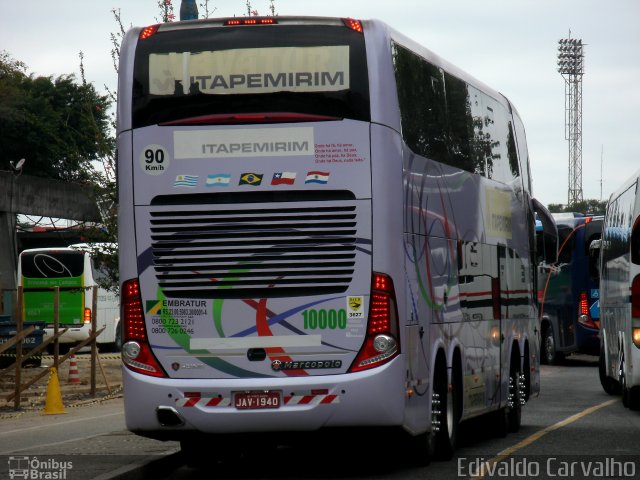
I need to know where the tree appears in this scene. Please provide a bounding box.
[547,199,607,215]
[0,51,113,182]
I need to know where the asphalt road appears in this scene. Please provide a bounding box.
[1,354,639,479]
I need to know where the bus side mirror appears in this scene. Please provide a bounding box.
[588,239,601,282]
[532,198,558,264]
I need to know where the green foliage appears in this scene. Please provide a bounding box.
[1,50,117,291]
[0,50,113,182]
[547,199,607,216]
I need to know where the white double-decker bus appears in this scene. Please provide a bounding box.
[597,171,640,410]
[116,16,556,464]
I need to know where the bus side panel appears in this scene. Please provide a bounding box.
[601,181,637,387]
[117,130,137,288]
[369,123,434,434]
[437,165,539,409]
[402,146,465,426]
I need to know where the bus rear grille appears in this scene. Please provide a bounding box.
[148,201,358,298]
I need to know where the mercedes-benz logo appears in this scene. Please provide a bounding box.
[271,360,283,371]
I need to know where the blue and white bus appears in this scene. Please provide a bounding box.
[116,16,557,464]
[537,213,603,364]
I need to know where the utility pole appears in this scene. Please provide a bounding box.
[557,33,585,207]
[600,145,603,202]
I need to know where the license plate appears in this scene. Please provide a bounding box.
[234,391,281,410]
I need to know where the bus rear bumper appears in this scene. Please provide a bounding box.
[43,325,91,344]
[123,356,407,439]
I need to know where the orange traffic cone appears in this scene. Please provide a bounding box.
[43,367,66,415]
[68,354,81,384]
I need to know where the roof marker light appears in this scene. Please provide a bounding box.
[224,18,277,26]
[139,24,160,40]
[342,18,363,33]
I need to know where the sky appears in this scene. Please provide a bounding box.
[1,0,639,208]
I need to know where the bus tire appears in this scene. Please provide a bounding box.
[620,353,631,408]
[542,324,563,365]
[628,387,640,411]
[433,358,459,461]
[491,407,509,438]
[403,430,434,466]
[599,347,620,395]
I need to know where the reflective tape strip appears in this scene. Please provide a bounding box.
[283,394,339,405]
[202,397,231,407]
[176,396,230,408]
[176,394,339,407]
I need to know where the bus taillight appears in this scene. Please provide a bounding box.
[121,278,166,377]
[577,291,597,329]
[349,272,400,372]
[83,308,92,324]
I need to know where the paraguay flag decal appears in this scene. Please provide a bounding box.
[305,171,330,184]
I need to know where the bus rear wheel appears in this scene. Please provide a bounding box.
[620,354,640,410]
[432,361,459,461]
[507,362,523,433]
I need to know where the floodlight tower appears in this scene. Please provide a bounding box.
[557,36,585,206]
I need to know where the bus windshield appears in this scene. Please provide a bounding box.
[20,250,85,283]
[131,23,370,127]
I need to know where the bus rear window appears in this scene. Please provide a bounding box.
[132,24,370,127]
[21,252,85,278]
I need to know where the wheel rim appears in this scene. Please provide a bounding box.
[446,385,454,439]
[545,334,555,362]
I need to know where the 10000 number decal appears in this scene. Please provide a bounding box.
[303,309,347,330]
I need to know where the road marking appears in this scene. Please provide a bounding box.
[0,411,122,436]
[470,398,619,480]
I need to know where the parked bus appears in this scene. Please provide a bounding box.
[537,213,603,364]
[116,16,557,463]
[597,172,640,410]
[17,244,120,352]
